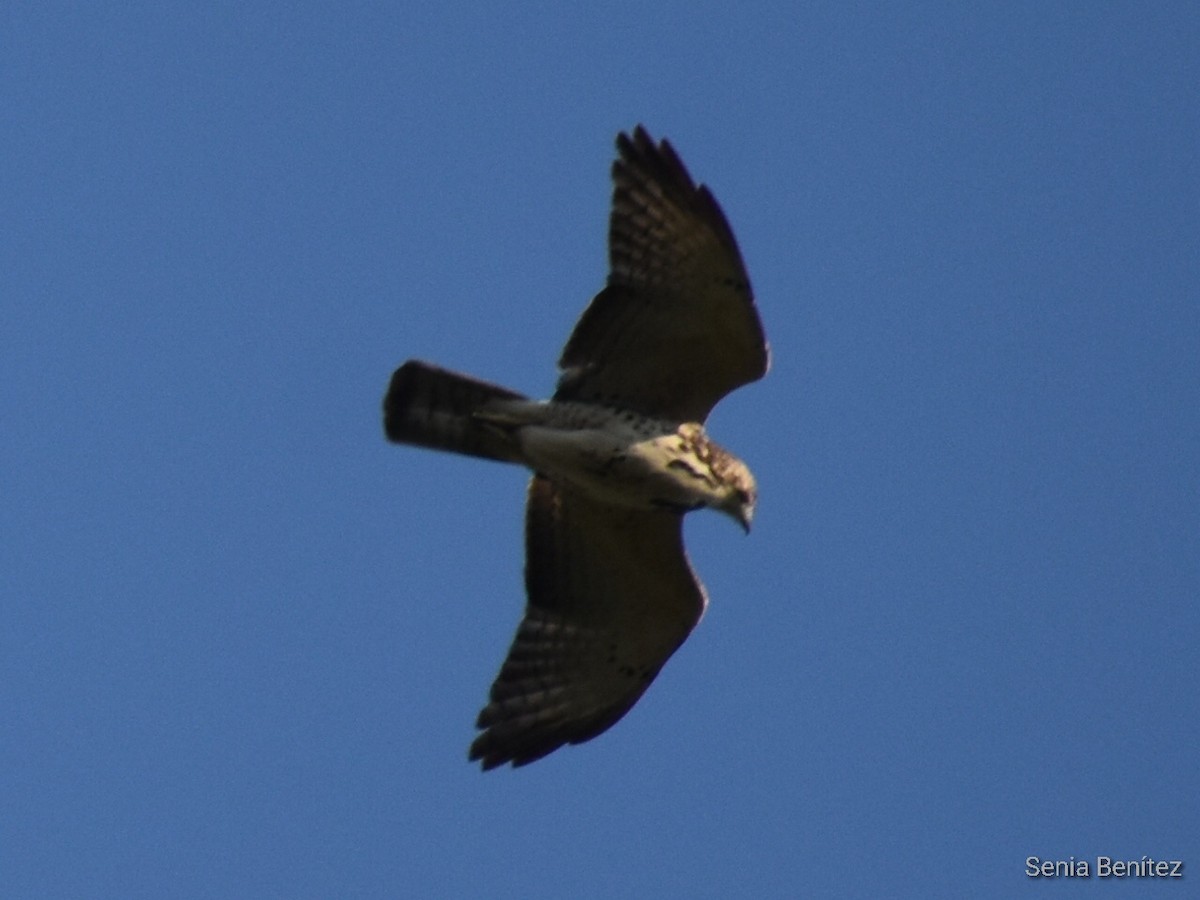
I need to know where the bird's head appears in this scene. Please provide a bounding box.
[714,459,757,534]
[673,424,758,533]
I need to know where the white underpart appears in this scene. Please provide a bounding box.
[517,423,718,511]
[476,399,723,512]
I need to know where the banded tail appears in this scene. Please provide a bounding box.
[383,360,529,462]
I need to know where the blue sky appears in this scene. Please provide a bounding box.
[3,3,1197,897]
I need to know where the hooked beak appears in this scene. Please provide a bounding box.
[717,492,754,534]
[734,504,753,534]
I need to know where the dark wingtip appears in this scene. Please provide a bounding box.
[616,125,692,185]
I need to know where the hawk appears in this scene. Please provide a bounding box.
[383,126,768,770]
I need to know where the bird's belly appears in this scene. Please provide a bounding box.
[517,426,710,511]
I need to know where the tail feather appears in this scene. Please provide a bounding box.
[383,360,529,462]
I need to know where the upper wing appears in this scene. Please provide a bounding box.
[469,475,706,770]
[555,126,769,422]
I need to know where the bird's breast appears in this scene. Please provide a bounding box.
[516,417,725,513]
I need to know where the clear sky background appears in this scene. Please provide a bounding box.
[3,4,1197,898]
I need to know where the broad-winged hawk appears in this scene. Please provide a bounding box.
[384,126,768,769]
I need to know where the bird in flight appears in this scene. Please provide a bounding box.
[383,126,768,770]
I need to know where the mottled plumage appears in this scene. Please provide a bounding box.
[383,126,768,769]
